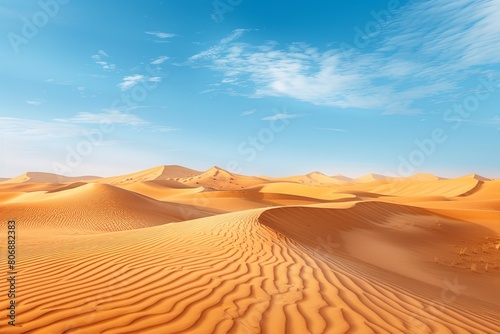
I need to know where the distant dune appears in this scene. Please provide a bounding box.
[94,165,201,184]
[0,182,222,233]
[409,173,444,181]
[0,166,498,333]
[0,172,99,184]
[354,173,393,183]
[267,171,354,186]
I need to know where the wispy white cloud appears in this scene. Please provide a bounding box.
[261,113,303,121]
[44,79,73,86]
[0,111,176,146]
[91,50,116,71]
[97,50,109,57]
[118,75,161,90]
[151,56,169,65]
[190,2,500,114]
[26,99,43,105]
[146,31,176,38]
[199,88,216,94]
[220,29,248,44]
[455,116,500,125]
[56,110,149,126]
[0,117,84,139]
[190,29,250,61]
[381,0,500,69]
[241,109,256,116]
[55,111,178,133]
[145,31,176,42]
[118,74,145,90]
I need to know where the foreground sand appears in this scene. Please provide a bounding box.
[0,166,499,333]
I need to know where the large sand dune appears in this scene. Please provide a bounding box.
[0,166,499,333]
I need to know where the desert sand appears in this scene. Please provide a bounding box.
[0,165,499,333]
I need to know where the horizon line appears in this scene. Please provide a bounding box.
[0,164,497,181]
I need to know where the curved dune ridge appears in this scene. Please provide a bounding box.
[0,166,499,333]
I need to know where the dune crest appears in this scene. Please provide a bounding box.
[354,173,392,183]
[460,173,491,181]
[409,173,443,181]
[94,165,201,184]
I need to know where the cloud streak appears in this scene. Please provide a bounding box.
[26,99,43,105]
[0,117,84,139]
[190,1,500,114]
[146,31,177,43]
[146,31,176,38]
[118,74,145,91]
[56,110,150,126]
[91,50,116,71]
[55,111,177,132]
[0,111,177,147]
[241,109,256,116]
[151,56,169,65]
[118,75,162,90]
[261,113,303,121]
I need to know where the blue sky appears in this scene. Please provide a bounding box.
[1,0,500,178]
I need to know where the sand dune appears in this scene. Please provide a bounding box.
[408,173,443,181]
[0,166,498,333]
[96,165,269,191]
[368,178,480,197]
[1,208,498,333]
[456,180,500,200]
[0,183,221,233]
[168,188,356,212]
[460,173,491,181]
[0,172,98,184]
[354,173,393,183]
[117,180,203,201]
[181,166,270,190]
[95,165,201,185]
[0,182,75,193]
[269,172,354,186]
[252,182,356,201]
